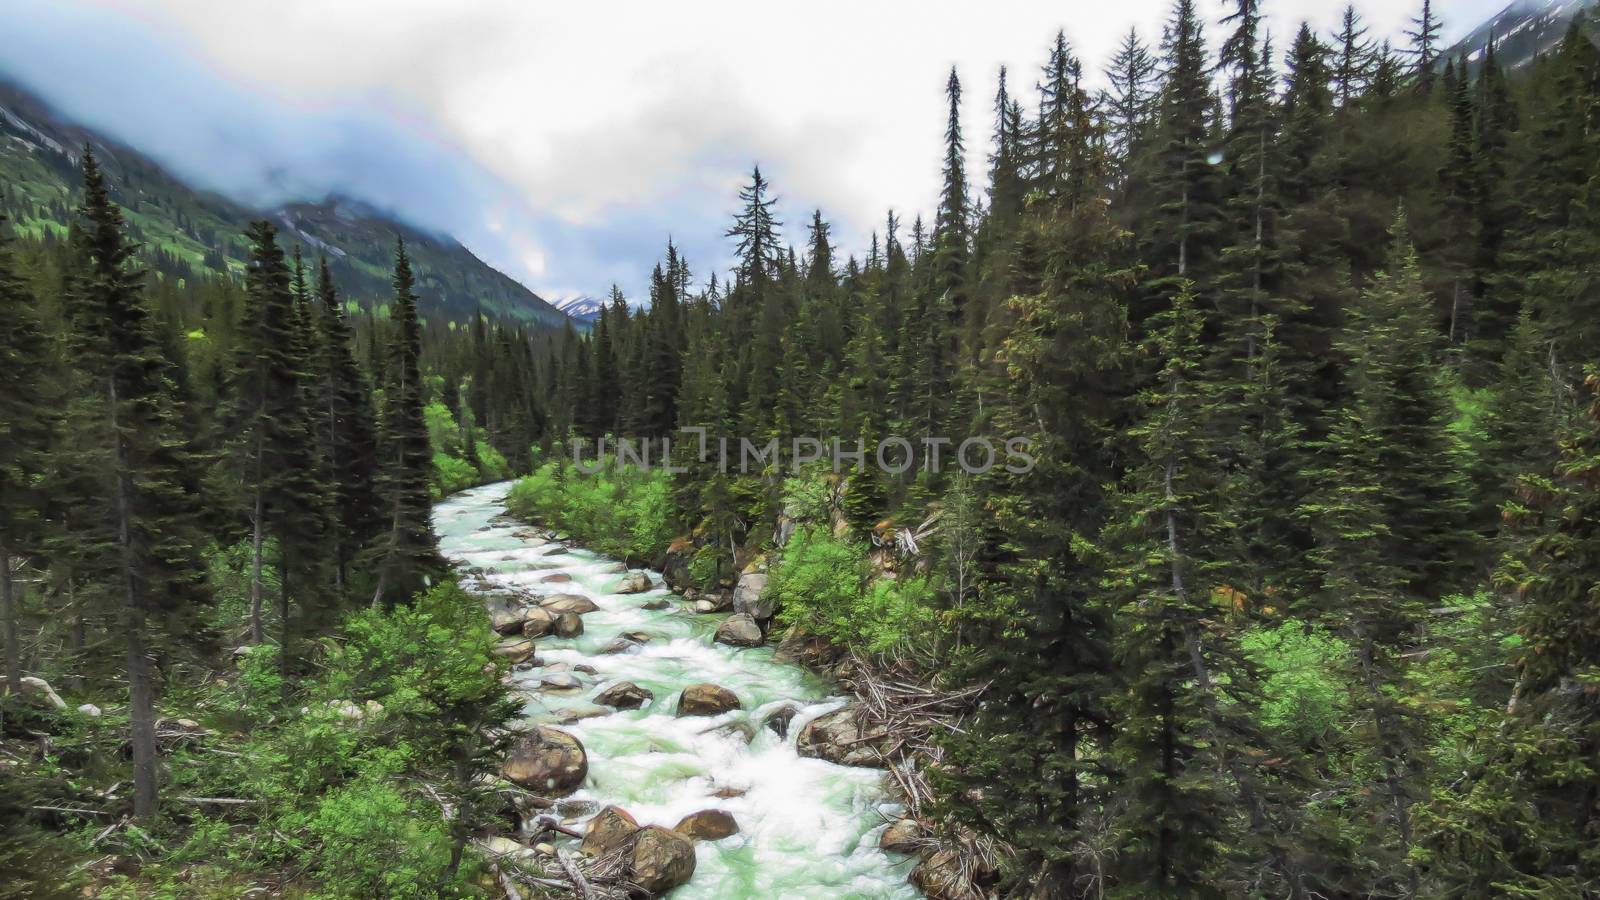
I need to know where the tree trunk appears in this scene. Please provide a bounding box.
[249,436,266,645]
[110,375,159,820]
[1,542,21,692]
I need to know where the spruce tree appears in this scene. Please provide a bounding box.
[63,148,211,818]
[370,237,445,605]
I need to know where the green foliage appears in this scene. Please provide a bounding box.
[1242,622,1352,745]
[769,525,936,654]
[506,459,673,560]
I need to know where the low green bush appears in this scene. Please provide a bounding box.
[506,460,674,560]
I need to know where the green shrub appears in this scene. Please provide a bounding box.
[300,777,462,898]
[1242,622,1352,746]
[506,460,673,560]
[433,452,478,498]
[769,525,936,654]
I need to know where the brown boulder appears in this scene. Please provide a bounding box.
[674,808,739,841]
[628,825,696,894]
[552,612,584,638]
[580,805,638,857]
[641,598,671,611]
[493,639,537,665]
[676,683,740,717]
[594,681,653,710]
[614,572,652,594]
[521,606,556,638]
[713,613,764,647]
[489,603,525,635]
[542,573,573,584]
[502,727,588,796]
[796,705,886,767]
[541,593,599,615]
[879,818,923,854]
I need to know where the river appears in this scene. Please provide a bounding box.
[434,481,923,899]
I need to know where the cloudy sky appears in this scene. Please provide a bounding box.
[1,0,1501,304]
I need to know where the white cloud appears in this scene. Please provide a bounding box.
[32,0,1506,299]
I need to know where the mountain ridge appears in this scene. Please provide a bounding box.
[0,77,564,326]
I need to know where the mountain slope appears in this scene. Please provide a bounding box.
[0,78,564,326]
[1443,0,1599,74]
[551,295,607,325]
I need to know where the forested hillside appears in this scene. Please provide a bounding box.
[0,80,565,326]
[4,0,1600,897]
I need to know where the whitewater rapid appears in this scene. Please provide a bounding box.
[435,481,922,899]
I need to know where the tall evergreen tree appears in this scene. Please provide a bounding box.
[370,238,445,605]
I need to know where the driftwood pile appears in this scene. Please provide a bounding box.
[835,649,1005,893]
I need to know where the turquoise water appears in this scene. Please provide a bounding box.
[435,482,922,899]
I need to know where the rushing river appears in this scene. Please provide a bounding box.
[435,482,923,899]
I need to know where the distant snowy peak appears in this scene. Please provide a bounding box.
[1444,0,1599,73]
[553,295,607,324]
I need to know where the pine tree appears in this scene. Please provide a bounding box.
[1405,0,1443,92]
[370,237,445,605]
[312,256,383,593]
[1333,4,1373,107]
[934,66,970,328]
[63,148,212,818]
[1104,28,1158,185]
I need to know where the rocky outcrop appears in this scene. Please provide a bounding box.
[614,572,652,594]
[552,612,584,638]
[580,805,638,856]
[676,683,740,717]
[594,681,653,710]
[502,727,588,796]
[731,572,773,620]
[540,594,599,615]
[879,818,923,854]
[674,808,739,841]
[629,825,697,894]
[713,613,764,648]
[796,705,887,767]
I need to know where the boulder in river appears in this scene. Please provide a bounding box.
[640,598,671,611]
[629,825,697,894]
[761,704,799,738]
[541,593,599,615]
[580,805,639,857]
[731,572,773,619]
[714,613,764,648]
[676,683,740,717]
[552,612,584,638]
[595,681,653,710]
[613,572,652,594]
[594,561,628,575]
[521,606,556,638]
[493,639,537,665]
[540,672,583,692]
[489,603,526,635]
[772,625,844,671]
[541,573,573,584]
[502,726,588,796]
[879,818,924,854]
[674,808,739,841]
[796,705,888,767]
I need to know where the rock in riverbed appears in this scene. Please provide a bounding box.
[797,705,887,767]
[613,572,652,594]
[552,612,584,638]
[581,805,638,856]
[629,825,697,894]
[493,639,537,665]
[676,683,740,717]
[879,818,923,854]
[714,613,764,647]
[595,681,653,710]
[675,808,739,841]
[541,593,599,615]
[502,727,588,796]
[641,598,671,611]
[521,606,555,638]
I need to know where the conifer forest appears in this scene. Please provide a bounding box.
[4,1,1600,897]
